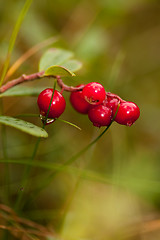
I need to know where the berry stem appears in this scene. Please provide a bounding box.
[106,92,125,103]
[14,81,57,212]
[56,76,84,92]
[14,137,41,212]
[0,70,125,104]
[0,71,45,93]
[0,72,84,94]
[42,81,57,126]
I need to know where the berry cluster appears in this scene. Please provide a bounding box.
[70,82,140,127]
[37,81,140,127]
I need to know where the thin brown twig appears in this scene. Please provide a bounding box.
[0,72,84,94]
[106,92,125,103]
[56,75,84,92]
[0,72,125,104]
[0,72,44,93]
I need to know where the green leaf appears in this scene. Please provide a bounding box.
[39,48,82,77]
[45,65,75,77]
[0,116,48,138]
[39,48,74,71]
[62,59,82,72]
[0,86,44,98]
[44,59,82,76]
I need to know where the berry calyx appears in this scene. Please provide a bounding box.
[113,101,140,126]
[88,105,112,127]
[82,82,106,105]
[70,85,91,114]
[37,88,66,119]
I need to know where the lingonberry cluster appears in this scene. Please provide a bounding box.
[70,82,140,127]
[37,81,140,127]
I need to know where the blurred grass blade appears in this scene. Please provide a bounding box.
[0,116,48,138]
[0,159,160,196]
[57,118,81,130]
[0,159,160,195]
[107,51,124,90]
[0,0,33,87]
[63,126,110,166]
[6,36,59,80]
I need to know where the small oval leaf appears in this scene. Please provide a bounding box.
[61,59,82,72]
[39,48,74,71]
[0,116,48,138]
[44,65,75,77]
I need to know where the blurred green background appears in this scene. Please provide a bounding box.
[0,0,160,239]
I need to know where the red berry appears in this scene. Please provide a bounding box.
[113,101,140,126]
[70,85,91,114]
[104,96,119,114]
[82,82,106,105]
[88,105,112,127]
[37,88,66,119]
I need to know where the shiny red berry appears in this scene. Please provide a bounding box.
[104,96,119,115]
[113,101,140,126]
[88,105,112,127]
[70,85,91,114]
[37,88,66,119]
[82,82,106,105]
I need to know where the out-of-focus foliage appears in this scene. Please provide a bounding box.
[0,0,160,239]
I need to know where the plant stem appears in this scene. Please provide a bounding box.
[56,76,83,92]
[0,100,11,240]
[14,81,57,212]
[0,100,10,206]
[0,73,125,105]
[60,104,119,167]
[14,137,41,211]
[0,72,84,94]
[0,72,44,93]
[106,92,125,103]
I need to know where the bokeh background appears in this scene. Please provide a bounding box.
[0,0,160,239]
